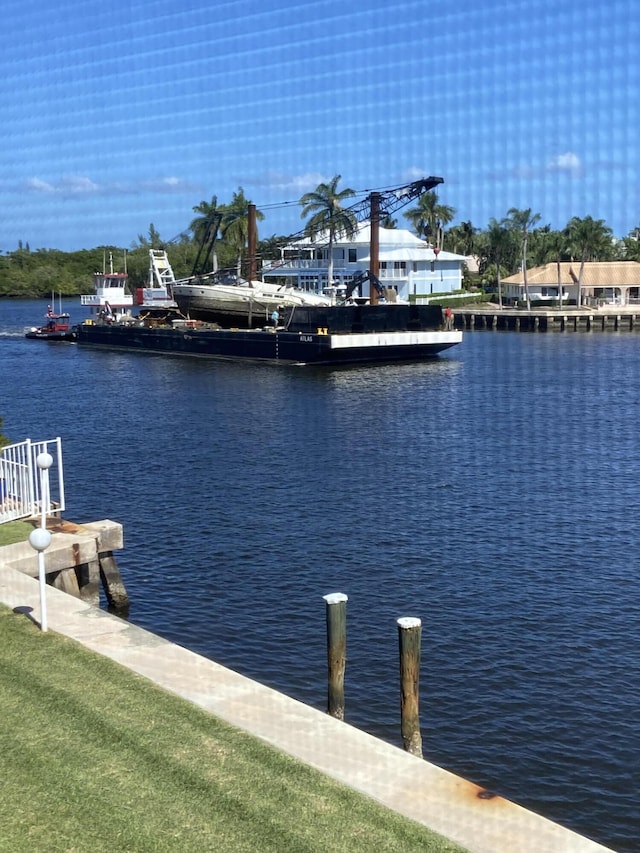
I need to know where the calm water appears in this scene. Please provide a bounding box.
[2,299,639,851]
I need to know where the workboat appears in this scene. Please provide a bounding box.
[25,306,74,341]
[80,249,183,325]
[171,270,332,329]
[75,303,462,366]
[81,253,135,322]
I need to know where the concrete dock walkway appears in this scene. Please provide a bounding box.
[0,563,614,853]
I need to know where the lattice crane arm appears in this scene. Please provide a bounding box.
[348,176,444,222]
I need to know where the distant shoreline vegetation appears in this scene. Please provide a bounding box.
[1,186,639,298]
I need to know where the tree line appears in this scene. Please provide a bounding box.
[2,177,639,300]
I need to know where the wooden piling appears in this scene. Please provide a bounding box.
[323,593,348,720]
[49,567,81,598]
[98,551,129,610]
[397,616,423,757]
[77,559,101,606]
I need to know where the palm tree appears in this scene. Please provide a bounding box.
[484,219,513,309]
[505,207,541,311]
[135,223,163,249]
[404,191,455,249]
[190,196,222,273]
[221,188,264,278]
[621,225,640,261]
[565,216,614,307]
[536,229,569,307]
[445,220,477,256]
[299,175,357,287]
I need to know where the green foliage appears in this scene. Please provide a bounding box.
[415,292,486,307]
[405,192,455,249]
[220,187,265,277]
[300,177,357,240]
[299,175,357,285]
[0,192,631,300]
[0,246,125,298]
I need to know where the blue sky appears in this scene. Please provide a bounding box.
[2,0,638,251]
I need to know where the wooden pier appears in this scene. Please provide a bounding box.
[453,306,640,333]
[0,518,128,610]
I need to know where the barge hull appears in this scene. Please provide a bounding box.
[75,323,461,365]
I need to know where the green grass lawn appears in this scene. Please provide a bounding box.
[0,520,33,547]
[0,605,467,852]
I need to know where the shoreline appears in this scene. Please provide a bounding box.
[0,554,614,853]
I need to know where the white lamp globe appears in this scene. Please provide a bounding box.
[29,528,52,552]
[36,452,54,470]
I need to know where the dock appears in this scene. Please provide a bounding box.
[453,305,640,332]
[0,517,128,609]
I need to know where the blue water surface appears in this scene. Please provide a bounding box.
[1,299,638,851]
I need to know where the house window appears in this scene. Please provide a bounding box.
[394,262,406,271]
[412,262,418,272]
[348,249,357,263]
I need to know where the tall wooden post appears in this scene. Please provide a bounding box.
[397,616,423,757]
[323,593,348,720]
[99,551,129,611]
[248,203,257,283]
[369,191,381,305]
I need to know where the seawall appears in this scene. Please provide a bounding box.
[0,551,614,853]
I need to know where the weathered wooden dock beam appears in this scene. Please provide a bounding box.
[0,518,129,610]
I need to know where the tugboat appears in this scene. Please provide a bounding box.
[80,249,183,326]
[81,252,134,322]
[25,304,74,341]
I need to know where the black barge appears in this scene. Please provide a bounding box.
[75,304,462,365]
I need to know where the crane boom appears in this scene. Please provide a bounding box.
[347,176,444,222]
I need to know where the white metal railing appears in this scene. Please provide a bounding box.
[0,437,65,524]
[262,258,330,271]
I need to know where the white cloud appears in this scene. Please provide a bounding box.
[400,166,431,182]
[246,171,330,192]
[24,175,99,195]
[546,152,581,175]
[59,175,100,194]
[139,176,197,193]
[23,177,56,193]
[23,175,197,196]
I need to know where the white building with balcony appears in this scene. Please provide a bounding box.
[261,223,466,301]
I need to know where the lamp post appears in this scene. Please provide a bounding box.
[28,451,53,632]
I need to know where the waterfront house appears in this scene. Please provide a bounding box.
[261,223,466,301]
[502,261,640,306]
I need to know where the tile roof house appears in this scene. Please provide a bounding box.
[502,261,640,306]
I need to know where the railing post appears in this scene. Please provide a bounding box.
[323,593,348,720]
[28,452,54,632]
[397,616,423,757]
